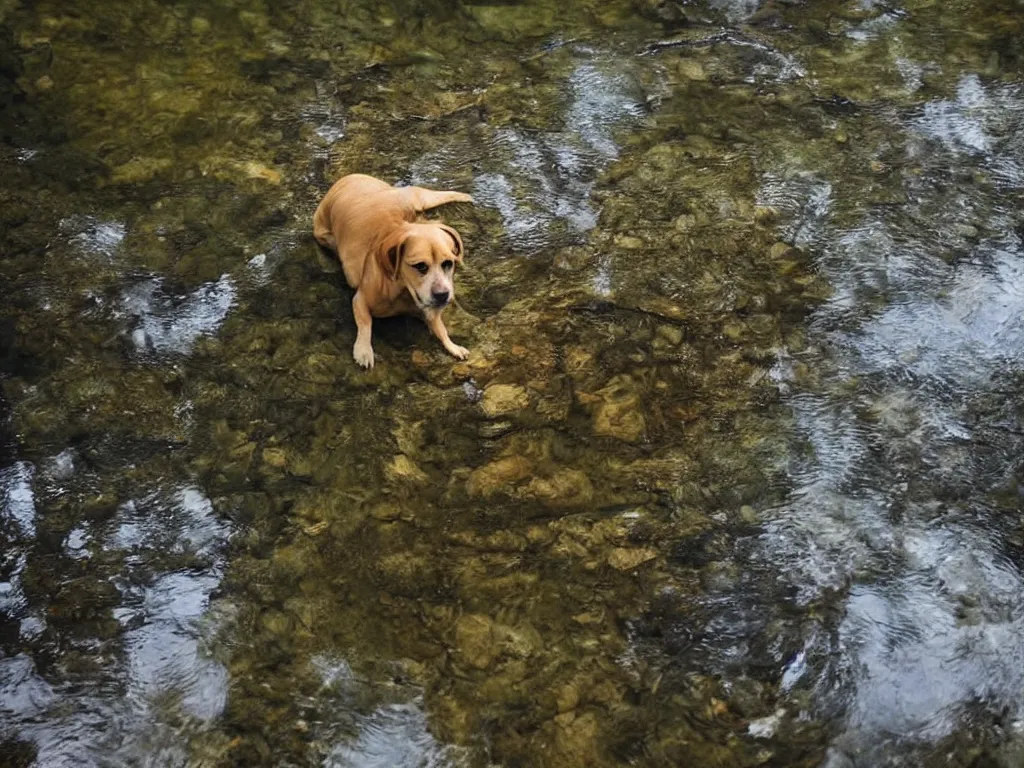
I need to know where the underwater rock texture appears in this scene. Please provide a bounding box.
[3,0,1024,766]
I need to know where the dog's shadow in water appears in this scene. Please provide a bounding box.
[313,241,429,358]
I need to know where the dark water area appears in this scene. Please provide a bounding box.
[2,0,1024,765]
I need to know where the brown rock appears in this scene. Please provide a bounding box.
[524,469,593,509]
[607,547,658,571]
[466,455,533,497]
[455,614,498,670]
[593,375,645,442]
[480,383,529,418]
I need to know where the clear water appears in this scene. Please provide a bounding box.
[2,0,1024,765]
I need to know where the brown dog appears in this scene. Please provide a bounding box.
[313,173,473,368]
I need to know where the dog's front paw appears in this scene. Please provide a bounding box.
[447,344,470,360]
[454,192,474,204]
[353,342,375,369]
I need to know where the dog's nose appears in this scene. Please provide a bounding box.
[431,290,450,306]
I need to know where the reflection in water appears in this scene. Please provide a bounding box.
[413,52,649,254]
[325,701,467,768]
[120,275,237,356]
[1,483,230,766]
[751,72,1024,763]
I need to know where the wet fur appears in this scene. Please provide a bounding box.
[312,173,473,368]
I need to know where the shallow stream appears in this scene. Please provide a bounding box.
[2,0,1024,765]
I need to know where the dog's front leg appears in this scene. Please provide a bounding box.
[352,291,375,369]
[426,311,469,360]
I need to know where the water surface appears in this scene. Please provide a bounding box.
[2,0,1024,765]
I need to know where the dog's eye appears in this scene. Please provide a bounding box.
[412,262,429,274]
[442,260,454,271]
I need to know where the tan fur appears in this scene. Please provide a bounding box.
[312,173,473,368]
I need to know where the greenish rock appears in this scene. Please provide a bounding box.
[455,614,499,670]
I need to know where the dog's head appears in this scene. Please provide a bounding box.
[378,222,464,311]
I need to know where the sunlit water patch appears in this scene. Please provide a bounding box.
[59,216,127,259]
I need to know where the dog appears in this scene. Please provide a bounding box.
[313,173,474,369]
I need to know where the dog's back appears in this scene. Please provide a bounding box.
[313,174,412,290]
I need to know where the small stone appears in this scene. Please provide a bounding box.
[753,206,778,225]
[455,614,498,670]
[479,421,514,439]
[500,622,542,658]
[739,505,758,524]
[190,16,211,34]
[607,547,657,571]
[244,161,282,184]
[466,456,532,497]
[479,383,529,418]
[556,683,580,713]
[302,521,329,536]
[386,454,428,484]
[411,349,430,367]
[35,75,53,91]
[111,156,174,184]
[370,502,402,521]
[593,375,645,442]
[614,234,644,249]
[677,59,707,81]
[834,130,848,144]
[524,469,593,509]
[956,224,979,240]
[722,321,746,342]
[262,447,287,468]
[673,213,698,232]
[525,525,553,545]
[655,324,683,346]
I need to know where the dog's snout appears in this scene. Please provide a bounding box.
[431,290,450,307]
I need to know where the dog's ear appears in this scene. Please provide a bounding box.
[377,229,409,281]
[439,224,464,263]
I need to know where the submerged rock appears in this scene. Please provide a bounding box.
[455,613,499,670]
[524,469,594,509]
[592,375,646,442]
[466,455,533,498]
[479,383,530,418]
[607,547,658,571]
[386,454,428,484]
